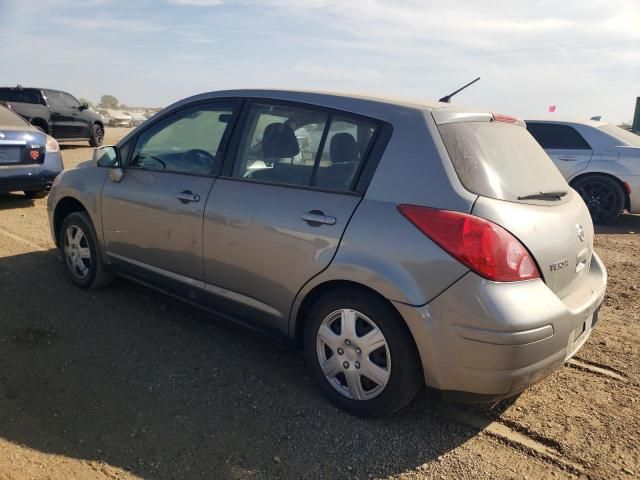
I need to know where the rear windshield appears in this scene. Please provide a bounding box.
[597,123,640,147]
[0,105,29,127]
[438,121,568,202]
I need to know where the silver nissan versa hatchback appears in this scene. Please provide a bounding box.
[47,90,607,417]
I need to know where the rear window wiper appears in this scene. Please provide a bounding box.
[517,190,568,201]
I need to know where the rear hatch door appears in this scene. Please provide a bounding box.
[435,114,594,297]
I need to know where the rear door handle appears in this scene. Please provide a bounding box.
[301,210,337,226]
[176,190,200,203]
[558,156,577,161]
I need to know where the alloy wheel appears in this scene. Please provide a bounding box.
[63,224,92,280]
[575,180,618,223]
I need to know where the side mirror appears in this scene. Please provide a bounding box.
[93,145,120,167]
[79,103,89,111]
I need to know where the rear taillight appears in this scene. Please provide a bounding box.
[45,135,59,153]
[398,205,540,282]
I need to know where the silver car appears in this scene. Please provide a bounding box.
[47,91,607,417]
[525,119,640,223]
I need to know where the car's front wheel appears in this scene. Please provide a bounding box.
[59,212,113,289]
[89,123,104,147]
[304,288,423,417]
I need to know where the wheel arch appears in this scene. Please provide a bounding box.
[53,196,90,247]
[292,280,412,347]
[569,171,630,212]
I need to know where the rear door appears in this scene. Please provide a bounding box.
[437,118,594,297]
[526,122,593,178]
[101,100,238,281]
[202,100,380,332]
[44,90,76,139]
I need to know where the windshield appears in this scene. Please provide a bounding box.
[597,123,640,147]
[0,105,29,127]
[438,121,568,202]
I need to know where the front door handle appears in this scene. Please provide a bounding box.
[176,190,200,203]
[558,156,577,161]
[301,210,337,226]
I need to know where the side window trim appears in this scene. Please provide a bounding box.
[221,97,389,194]
[121,98,243,177]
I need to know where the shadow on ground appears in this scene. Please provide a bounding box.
[0,250,487,479]
[0,193,34,211]
[595,213,640,235]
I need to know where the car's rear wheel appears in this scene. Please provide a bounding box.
[304,288,423,417]
[59,212,113,289]
[572,175,625,224]
[24,189,49,199]
[89,123,104,147]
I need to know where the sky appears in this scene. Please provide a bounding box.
[0,0,638,123]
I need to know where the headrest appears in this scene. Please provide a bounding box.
[262,122,300,158]
[330,132,358,164]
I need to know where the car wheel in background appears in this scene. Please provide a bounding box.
[24,189,49,199]
[59,212,113,289]
[303,287,423,417]
[89,123,104,147]
[572,174,625,224]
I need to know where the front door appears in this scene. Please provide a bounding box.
[526,122,593,178]
[203,100,380,332]
[101,100,238,281]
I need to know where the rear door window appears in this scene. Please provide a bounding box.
[231,101,378,191]
[526,123,591,150]
[0,88,44,105]
[438,121,568,202]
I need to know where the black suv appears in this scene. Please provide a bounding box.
[0,86,104,147]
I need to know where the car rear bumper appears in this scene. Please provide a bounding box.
[394,252,607,402]
[619,174,640,213]
[0,152,63,193]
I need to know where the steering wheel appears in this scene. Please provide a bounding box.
[180,149,216,173]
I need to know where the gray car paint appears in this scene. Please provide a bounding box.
[48,89,607,400]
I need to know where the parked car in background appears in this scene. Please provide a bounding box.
[0,104,63,198]
[104,109,133,128]
[48,90,606,417]
[129,112,147,127]
[0,86,104,147]
[525,119,640,223]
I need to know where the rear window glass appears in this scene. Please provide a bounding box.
[0,88,43,105]
[597,123,640,147]
[525,123,591,150]
[438,121,568,202]
[0,105,29,127]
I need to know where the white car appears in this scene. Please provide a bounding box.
[525,119,640,223]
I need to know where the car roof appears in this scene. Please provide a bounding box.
[524,118,609,128]
[172,88,484,116]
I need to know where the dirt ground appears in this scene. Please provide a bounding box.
[0,127,638,480]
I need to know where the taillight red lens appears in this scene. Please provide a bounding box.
[492,113,518,123]
[398,205,540,282]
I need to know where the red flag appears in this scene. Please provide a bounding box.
[548,105,557,113]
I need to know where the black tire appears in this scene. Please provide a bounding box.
[572,174,625,224]
[24,189,49,199]
[59,211,113,289]
[303,287,423,418]
[89,123,104,147]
